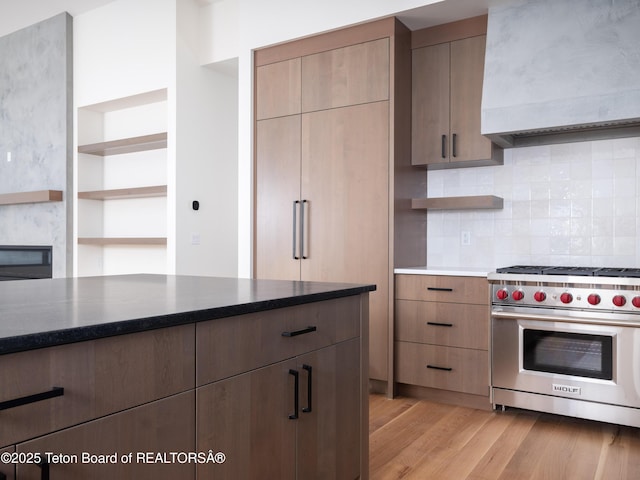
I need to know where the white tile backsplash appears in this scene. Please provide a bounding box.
[426,136,640,269]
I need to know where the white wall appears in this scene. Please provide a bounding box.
[74,0,175,106]
[175,0,238,277]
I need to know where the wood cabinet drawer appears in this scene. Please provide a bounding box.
[0,324,195,447]
[395,341,488,396]
[196,296,360,386]
[395,274,488,304]
[17,391,195,480]
[395,299,488,349]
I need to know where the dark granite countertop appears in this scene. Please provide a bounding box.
[0,274,375,355]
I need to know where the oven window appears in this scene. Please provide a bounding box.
[523,330,613,380]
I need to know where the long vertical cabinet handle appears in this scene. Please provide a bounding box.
[441,134,447,158]
[38,460,50,480]
[300,200,308,259]
[452,133,457,158]
[292,201,300,260]
[288,369,299,420]
[302,364,312,413]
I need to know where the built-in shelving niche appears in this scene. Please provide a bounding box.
[77,89,168,276]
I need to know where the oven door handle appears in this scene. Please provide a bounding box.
[492,310,640,328]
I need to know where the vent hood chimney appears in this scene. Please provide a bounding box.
[481,0,640,148]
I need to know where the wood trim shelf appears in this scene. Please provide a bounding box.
[78,237,167,245]
[0,190,63,206]
[412,195,503,210]
[78,185,167,200]
[78,132,167,156]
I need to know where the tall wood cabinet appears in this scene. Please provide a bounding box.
[254,18,426,391]
[411,16,502,169]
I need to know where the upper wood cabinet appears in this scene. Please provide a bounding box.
[411,17,503,169]
[254,18,426,393]
[301,38,389,112]
[256,58,301,120]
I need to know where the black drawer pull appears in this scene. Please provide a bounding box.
[282,326,317,337]
[302,364,312,413]
[38,460,50,480]
[289,369,299,420]
[0,387,64,411]
[427,322,453,327]
[427,287,453,292]
[427,365,453,372]
[0,471,7,480]
[452,133,458,158]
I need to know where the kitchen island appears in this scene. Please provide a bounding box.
[0,274,373,480]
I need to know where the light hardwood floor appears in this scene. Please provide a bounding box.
[369,394,640,479]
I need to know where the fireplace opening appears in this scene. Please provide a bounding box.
[0,246,52,281]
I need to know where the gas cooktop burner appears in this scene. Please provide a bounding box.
[496,265,640,278]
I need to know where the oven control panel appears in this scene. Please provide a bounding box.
[491,284,640,313]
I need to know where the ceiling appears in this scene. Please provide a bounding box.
[397,0,490,30]
[0,0,116,37]
[0,0,490,40]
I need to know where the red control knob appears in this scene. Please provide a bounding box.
[512,290,525,301]
[496,289,509,300]
[613,295,626,307]
[560,292,573,304]
[533,291,546,302]
[633,297,640,308]
[587,294,601,305]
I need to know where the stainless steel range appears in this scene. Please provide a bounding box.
[489,265,640,428]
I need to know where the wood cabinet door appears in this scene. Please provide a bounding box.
[255,115,302,281]
[450,35,492,162]
[16,391,195,480]
[296,339,361,480]
[0,446,15,480]
[196,361,296,480]
[256,58,301,120]
[301,101,389,381]
[301,38,390,113]
[411,42,450,166]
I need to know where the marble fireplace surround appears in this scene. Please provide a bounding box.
[0,13,72,278]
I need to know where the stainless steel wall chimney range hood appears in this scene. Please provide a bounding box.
[481,0,640,148]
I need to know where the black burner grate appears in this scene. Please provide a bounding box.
[496,265,640,278]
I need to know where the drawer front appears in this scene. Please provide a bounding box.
[395,300,488,349]
[0,324,195,448]
[17,391,195,480]
[395,274,488,305]
[196,296,360,386]
[395,341,488,396]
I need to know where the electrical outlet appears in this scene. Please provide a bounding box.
[461,231,471,246]
[191,233,201,245]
